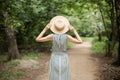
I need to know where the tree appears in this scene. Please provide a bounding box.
[0,0,20,60]
[113,0,120,66]
[95,0,117,57]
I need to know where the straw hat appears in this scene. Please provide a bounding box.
[50,16,70,34]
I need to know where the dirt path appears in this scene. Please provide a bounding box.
[68,41,99,80]
[35,41,100,80]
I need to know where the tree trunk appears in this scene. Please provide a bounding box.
[115,0,120,62]
[112,0,120,66]
[98,33,102,41]
[105,42,112,57]
[99,0,116,57]
[96,25,102,41]
[3,12,20,61]
[106,0,117,57]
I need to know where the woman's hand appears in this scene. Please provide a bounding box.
[44,23,51,31]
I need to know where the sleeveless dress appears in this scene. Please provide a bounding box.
[49,33,70,80]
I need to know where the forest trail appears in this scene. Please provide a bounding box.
[35,41,100,80]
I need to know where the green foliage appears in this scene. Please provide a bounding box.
[0,0,107,53]
[0,0,119,60]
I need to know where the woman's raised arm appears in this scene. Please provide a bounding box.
[67,25,82,44]
[36,24,53,42]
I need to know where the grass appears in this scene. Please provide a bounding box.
[21,51,39,60]
[81,37,94,42]
[92,41,106,55]
[91,37,106,55]
[0,51,40,80]
[67,37,94,48]
[67,36,107,55]
[81,36,106,55]
[0,59,25,80]
[67,42,75,48]
[5,60,20,69]
[0,69,25,80]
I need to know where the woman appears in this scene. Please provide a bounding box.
[36,16,82,80]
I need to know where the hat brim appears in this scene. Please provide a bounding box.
[50,16,70,34]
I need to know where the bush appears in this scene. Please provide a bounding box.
[92,37,106,55]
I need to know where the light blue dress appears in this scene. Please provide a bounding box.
[49,34,70,80]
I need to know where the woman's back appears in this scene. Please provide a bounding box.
[52,34,67,53]
[49,33,70,80]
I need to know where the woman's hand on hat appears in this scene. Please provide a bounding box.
[44,23,51,31]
